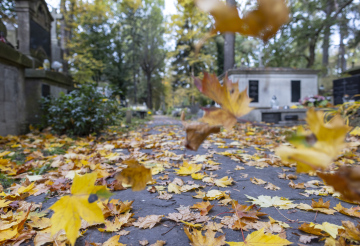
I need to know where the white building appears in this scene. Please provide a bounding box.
[219,67,319,123]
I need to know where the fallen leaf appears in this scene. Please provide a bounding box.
[184,227,226,246]
[264,183,281,191]
[150,240,166,246]
[246,195,296,209]
[103,235,125,246]
[250,177,267,185]
[299,235,318,244]
[314,222,344,238]
[226,228,292,245]
[341,221,360,242]
[214,176,234,187]
[176,161,202,176]
[139,240,149,246]
[50,173,111,245]
[133,215,163,229]
[191,201,214,216]
[334,203,360,218]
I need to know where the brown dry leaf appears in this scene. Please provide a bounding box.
[341,221,360,242]
[312,198,330,209]
[115,159,152,191]
[318,166,360,202]
[288,180,305,189]
[194,74,252,130]
[150,240,166,246]
[98,211,133,232]
[184,227,225,246]
[264,183,280,191]
[250,177,267,185]
[234,166,244,171]
[182,120,221,151]
[298,223,329,237]
[159,175,169,180]
[191,201,214,216]
[167,206,208,224]
[334,203,360,218]
[133,215,163,229]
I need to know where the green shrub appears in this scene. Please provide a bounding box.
[40,84,121,136]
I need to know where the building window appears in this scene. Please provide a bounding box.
[248,80,259,103]
[41,84,50,98]
[291,80,301,102]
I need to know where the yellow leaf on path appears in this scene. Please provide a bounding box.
[168,183,181,194]
[0,228,17,242]
[180,220,203,228]
[150,240,166,246]
[115,159,152,191]
[296,203,336,215]
[98,211,133,232]
[184,227,225,246]
[192,173,206,180]
[226,228,292,246]
[314,222,344,238]
[50,173,110,246]
[194,74,252,130]
[334,203,360,218]
[103,235,126,246]
[0,200,11,208]
[350,126,360,136]
[341,221,360,242]
[214,176,234,187]
[176,161,202,176]
[205,190,227,201]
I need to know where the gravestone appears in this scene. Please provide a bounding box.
[51,8,63,63]
[15,0,54,66]
[333,75,360,105]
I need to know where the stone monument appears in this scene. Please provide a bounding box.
[15,0,54,67]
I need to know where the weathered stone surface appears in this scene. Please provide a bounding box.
[0,42,32,68]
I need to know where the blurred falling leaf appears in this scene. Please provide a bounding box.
[115,159,152,191]
[194,73,252,130]
[276,108,351,172]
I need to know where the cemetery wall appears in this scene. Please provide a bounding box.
[0,42,32,135]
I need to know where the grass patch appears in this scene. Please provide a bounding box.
[0,173,13,189]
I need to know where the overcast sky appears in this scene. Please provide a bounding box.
[45,0,177,15]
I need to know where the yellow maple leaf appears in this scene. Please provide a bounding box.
[226,228,292,245]
[314,222,344,238]
[194,74,252,130]
[175,161,202,176]
[103,235,126,246]
[191,172,206,180]
[246,195,296,209]
[115,159,152,191]
[168,183,181,194]
[214,176,234,187]
[350,126,360,136]
[276,108,351,172]
[184,227,225,246]
[50,172,111,246]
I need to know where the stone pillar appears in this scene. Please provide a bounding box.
[15,0,31,55]
[51,8,63,63]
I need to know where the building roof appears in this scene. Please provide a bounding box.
[219,67,319,80]
[343,66,360,76]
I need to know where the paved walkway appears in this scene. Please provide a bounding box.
[31,115,359,245]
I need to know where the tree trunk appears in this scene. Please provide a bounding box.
[223,0,236,72]
[339,14,348,73]
[146,73,153,110]
[307,39,316,68]
[322,0,334,75]
[60,0,68,74]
